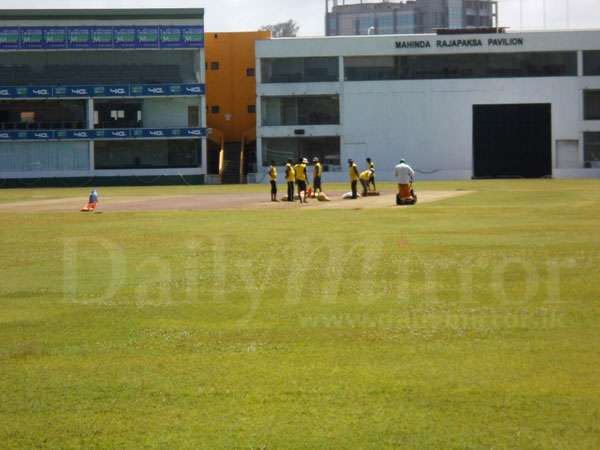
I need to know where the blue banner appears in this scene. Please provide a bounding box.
[27,87,53,97]
[0,86,16,98]
[181,128,208,137]
[68,27,92,49]
[21,27,45,49]
[55,130,95,140]
[136,26,160,48]
[53,86,93,97]
[93,85,131,97]
[0,25,204,50]
[0,127,206,141]
[0,27,19,49]
[91,27,114,48]
[44,27,67,49]
[0,83,203,98]
[182,84,205,95]
[113,27,137,49]
[181,26,204,47]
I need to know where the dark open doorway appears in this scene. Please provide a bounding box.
[473,103,552,178]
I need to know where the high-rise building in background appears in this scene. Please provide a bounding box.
[325,0,498,36]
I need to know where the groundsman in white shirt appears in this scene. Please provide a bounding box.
[394,159,415,200]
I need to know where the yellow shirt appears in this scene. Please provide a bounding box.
[294,163,307,181]
[285,163,295,182]
[349,163,359,181]
[359,170,371,181]
[269,166,277,181]
[314,162,322,178]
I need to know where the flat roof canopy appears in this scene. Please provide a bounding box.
[0,8,204,21]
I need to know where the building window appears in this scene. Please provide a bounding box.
[0,100,86,131]
[95,100,142,129]
[261,57,339,83]
[396,11,416,34]
[211,61,220,71]
[246,68,255,77]
[188,106,200,127]
[262,137,341,167]
[584,132,600,167]
[584,90,600,120]
[211,105,220,114]
[0,50,196,85]
[327,15,337,35]
[583,51,600,76]
[345,52,578,81]
[247,105,256,114]
[261,95,340,126]
[0,142,89,172]
[110,110,125,120]
[356,14,375,35]
[95,139,201,170]
[377,13,394,34]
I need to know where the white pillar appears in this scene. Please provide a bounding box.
[89,141,94,172]
[87,98,94,129]
[199,47,207,176]
[87,98,95,172]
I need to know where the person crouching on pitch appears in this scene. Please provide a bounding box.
[359,169,373,196]
[268,160,278,202]
[312,157,323,195]
[285,159,295,202]
[366,157,376,192]
[294,157,309,203]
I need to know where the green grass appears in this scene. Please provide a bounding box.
[1,179,599,449]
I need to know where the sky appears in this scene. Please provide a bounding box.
[1,0,599,36]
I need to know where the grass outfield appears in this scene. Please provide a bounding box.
[1,179,599,448]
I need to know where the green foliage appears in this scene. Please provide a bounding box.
[1,180,599,448]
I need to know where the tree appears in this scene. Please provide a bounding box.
[260,19,300,38]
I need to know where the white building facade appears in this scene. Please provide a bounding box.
[256,30,600,181]
[0,9,206,187]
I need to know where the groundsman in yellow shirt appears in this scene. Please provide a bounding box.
[348,158,360,199]
[294,157,309,204]
[285,159,296,202]
[268,160,278,202]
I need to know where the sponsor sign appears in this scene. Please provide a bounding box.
[114,27,137,49]
[27,87,52,97]
[21,27,44,49]
[0,25,204,50]
[44,27,67,49]
[0,27,19,49]
[0,127,207,141]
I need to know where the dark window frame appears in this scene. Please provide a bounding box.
[584,90,600,121]
[94,139,202,170]
[261,95,340,126]
[583,51,600,76]
[345,51,578,82]
[261,57,339,83]
[584,132,600,166]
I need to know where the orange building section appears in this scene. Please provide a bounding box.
[204,31,270,183]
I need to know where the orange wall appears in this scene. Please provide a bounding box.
[204,31,270,144]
